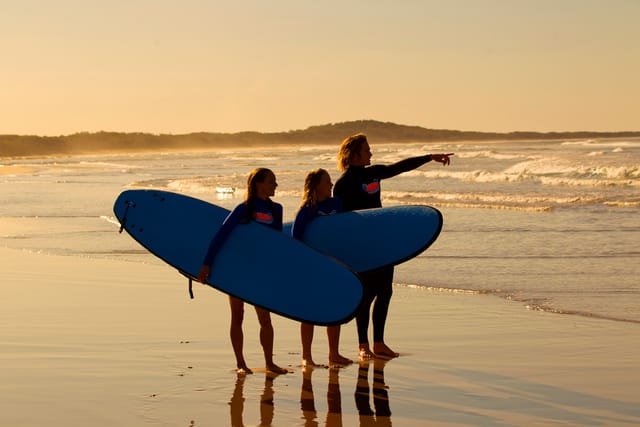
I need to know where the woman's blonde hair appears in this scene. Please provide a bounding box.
[300,168,329,208]
[337,133,368,171]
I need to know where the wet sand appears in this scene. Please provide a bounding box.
[1,246,639,426]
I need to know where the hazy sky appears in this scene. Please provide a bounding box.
[2,0,638,136]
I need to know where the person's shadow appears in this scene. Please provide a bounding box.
[301,365,344,426]
[354,358,392,427]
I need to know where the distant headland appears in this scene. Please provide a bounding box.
[2,120,639,159]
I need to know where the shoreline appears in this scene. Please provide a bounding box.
[1,246,639,426]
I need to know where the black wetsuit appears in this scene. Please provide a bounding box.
[333,155,432,345]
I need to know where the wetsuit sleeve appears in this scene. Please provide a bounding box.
[273,203,284,232]
[202,203,246,266]
[369,154,432,179]
[291,206,312,240]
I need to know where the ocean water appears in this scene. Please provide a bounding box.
[1,138,639,323]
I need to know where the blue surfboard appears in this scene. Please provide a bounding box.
[284,205,443,272]
[113,190,363,326]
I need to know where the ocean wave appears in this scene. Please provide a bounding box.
[604,200,640,207]
[522,301,640,324]
[395,283,488,294]
[455,150,525,160]
[538,175,639,188]
[6,159,143,173]
[406,169,537,183]
[432,202,554,212]
[384,190,602,206]
[381,188,640,211]
[396,282,640,324]
[129,176,246,196]
[561,139,640,148]
[410,168,638,187]
[410,159,640,187]
[76,160,143,170]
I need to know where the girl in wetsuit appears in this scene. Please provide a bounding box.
[198,167,288,375]
[333,133,453,359]
[291,168,353,367]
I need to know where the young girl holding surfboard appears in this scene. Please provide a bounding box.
[334,133,453,359]
[198,167,289,375]
[291,168,354,368]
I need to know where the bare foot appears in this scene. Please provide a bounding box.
[358,346,375,360]
[237,365,253,375]
[329,354,353,366]
[302,358,320,367]
[373,342,399,359]
[267,363,289,374]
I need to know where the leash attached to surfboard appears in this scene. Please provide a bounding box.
[118,200,136,234]
[178,270,196,299]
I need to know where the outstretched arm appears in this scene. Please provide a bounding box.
[376,152,455,179]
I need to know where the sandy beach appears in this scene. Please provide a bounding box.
[1,246,638,426]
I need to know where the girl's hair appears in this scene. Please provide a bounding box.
[337,133,368,172]
[244,167,274,221]
[300,168,329,209]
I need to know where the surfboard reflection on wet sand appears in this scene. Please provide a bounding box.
[228,360,392,426]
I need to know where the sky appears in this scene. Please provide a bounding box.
[1,0,639,136]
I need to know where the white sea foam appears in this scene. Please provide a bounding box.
[383,190,603,208]
[100,215,121,227]
[455,150,524,160]
[562,139,640,148]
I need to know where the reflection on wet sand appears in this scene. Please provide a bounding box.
[229,373,278,427]
[301,366,344,426]
[355,359,392,426]
[228,360,392,426]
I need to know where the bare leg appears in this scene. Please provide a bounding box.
[356,270,377,359]
[301,322,317,367]
[255,306,288,374]
[327,325,353,366]
[229,295,252,374]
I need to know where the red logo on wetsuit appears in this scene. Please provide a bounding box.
[362,180,380,195]
[254,212,274,224]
